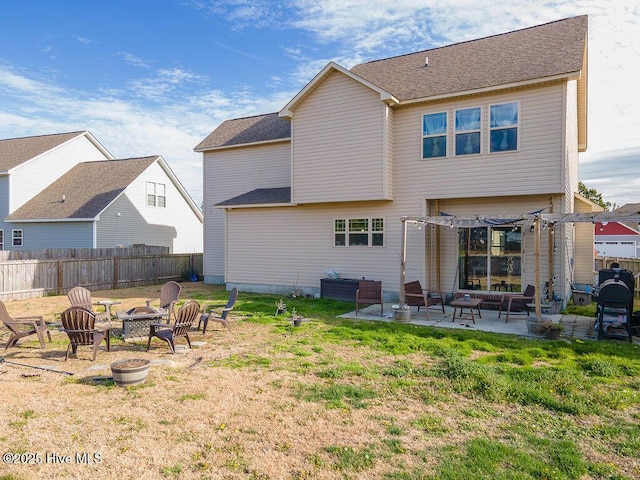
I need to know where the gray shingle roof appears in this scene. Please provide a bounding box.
[615,204,640,214]
[0,131,86,172]
[215,187,291,207]
[6,156,158,220]
[350,15,587,102]
[196,16,587,150]
[194,113,291,151]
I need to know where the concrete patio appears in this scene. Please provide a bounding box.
[340,303,640,344]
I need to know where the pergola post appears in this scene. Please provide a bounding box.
[399,218,408,305]
[534,215,542,320]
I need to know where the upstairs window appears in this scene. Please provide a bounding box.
[0,230,3,250]
[334,218,384,247]
[490,102,518,152]
[422,112,447,159]
[147,182,167,207]
[455,107,481,155]
[12,229,23,247]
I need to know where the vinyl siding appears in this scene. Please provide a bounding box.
[9,135,109,212]
[564,80,579,205]
[224,194,563,299]
[291,72,389,203]
[574,197,597,286]
[225,202,405,296]
[96,161,203,253]
[0,176,8,227]
[394,84,566,199]
[9,222,94,249]
[202,142,291,282]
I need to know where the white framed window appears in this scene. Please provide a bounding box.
[422,112,447,159]
[0,230,3,250]
[490,101,519,152]
[334,218,384,247]
[12,229,23,247]
[455,107,481,155]
[458,226,522,292]
[147,181,167,207]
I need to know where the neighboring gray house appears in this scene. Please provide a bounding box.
[1,132,203,253]
[196,16,597,302]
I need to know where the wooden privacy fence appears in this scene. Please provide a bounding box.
[0,253,203,301]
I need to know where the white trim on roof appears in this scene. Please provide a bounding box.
[279,62,399,119]
[214,202,298,209]
[193,137,290,153]
[4,218,96,223]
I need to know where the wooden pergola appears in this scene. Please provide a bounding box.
[399,211,640,321]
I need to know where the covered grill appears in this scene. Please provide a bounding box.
[595,269,634,342]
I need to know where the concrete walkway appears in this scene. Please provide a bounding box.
[340,303,639,344]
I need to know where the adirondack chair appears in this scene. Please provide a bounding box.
[60,307,110,361]
[146,281,182,323]
[198,287,238,333]
[0,301,51,349]
[67,286,109,321]
[147,300,200,353]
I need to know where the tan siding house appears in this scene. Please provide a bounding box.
[289,72,391,203]
[196,15,599,304]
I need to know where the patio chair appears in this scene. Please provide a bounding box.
[146,281,182,323]
[404,281,445,315]
[60,306,111,361]
[355,280,383,317]
[146,300,200,354]
[499,284,536,322]
[198,287,238,333]
[67,286,109,321]
[0,300,51,349]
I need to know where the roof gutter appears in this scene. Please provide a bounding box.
[214,202,298,209]
[4,218,95,223]
[194,137,290,153]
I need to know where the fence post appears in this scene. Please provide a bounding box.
[113,257,119,289]
[57,260,63,295]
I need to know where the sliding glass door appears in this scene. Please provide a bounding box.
[458,226,522,292]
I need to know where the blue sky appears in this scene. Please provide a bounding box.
[1,1,639,208]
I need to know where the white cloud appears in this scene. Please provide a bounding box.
[118,52,153,68]
[127,68,208,100]
[2,1,640,209]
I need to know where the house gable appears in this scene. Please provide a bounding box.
[287,70,392,203]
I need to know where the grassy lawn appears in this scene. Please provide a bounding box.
[1,284,639,479]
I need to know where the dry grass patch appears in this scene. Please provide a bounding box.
[1,283,639,479]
